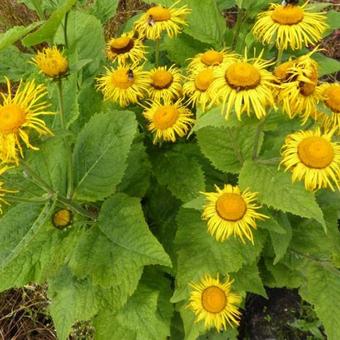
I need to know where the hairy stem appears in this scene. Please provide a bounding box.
[155,38,160,66]
[232,3,244,51]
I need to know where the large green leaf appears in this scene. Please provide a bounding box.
[22,0,77,46]
[90,0,119,23]
[197,125,262,174]
[48,267,99,340]
[300,262,340,340]
[314,52,340,77]
[69,194,171,309]
[0,22,41,51]
[173,207,266,302]
[239,161,326,229]
[94,283,170,340]
[183,0,226,47]
[0,202,81,291]
[73,111,137,201]
[151,145,205,202]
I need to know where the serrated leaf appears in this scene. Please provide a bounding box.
[197,125,261,174]
[48,267,99,340]
[183,0,226,47]
[239,161,326,230]
[22,0,77,46]
[299,262,340,340]
[0,22,41,51]
[173,208,266,302]
[73,111,137,201]
[94,284,170,340]
[152,146,205,202]
[233,263,267,298]
[69,193,171,310]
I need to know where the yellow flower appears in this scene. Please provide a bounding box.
[143,99,194,144]
[52,208,73,229]
[210,50,276,120]
[146,65,182,102]
[319,83,340,134]
[0,166,17,214]
[202,184,268,243]
[96,65,148,107]
[33,46,69,78]
[106,31,146,66]
[0,78,54,165]
[252,3,327,51]
[188,49,238,73]
[281,129,340,191]
[134,1,191,40]
[183,68,216,112]
[188,274,242,331]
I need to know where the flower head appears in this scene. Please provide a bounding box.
[96,65,148,107]
[33,46,68,78]
[0,78,53,165]
[252,3,328,50]
[210,50,276,120]
[146,65,182,102]
[188,274,242,331]
[183,68,216,112]
[106,31,146,66]
[188,49,238,73]
[143,99,194,143]
[52,208,73,229]
[202,184,268,243]
[134,1,191,40]
[281,128,340,191]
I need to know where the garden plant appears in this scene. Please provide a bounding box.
[0,0,339,339]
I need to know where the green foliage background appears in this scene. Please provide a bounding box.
[0,0,340,339]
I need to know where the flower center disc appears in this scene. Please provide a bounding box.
[324,86,340,113]
[200,51,223,66]
[153,105,179,130]
[111,69,134,89]
[52,209,72,228]
[201,286,227,313]
[271,5,304,25]
[195,69,214,91]
[216,193,247,221]
[110,37,134,54]
[151,70,173,89]
[147,6,171,21]
[274,61,294,81]
[0,103,26,134]
[298,136,334,169]
[300,68,318,96]
[225,63,261,90]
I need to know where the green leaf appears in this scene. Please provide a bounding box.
[300,262,340,340]
[0,22,41,51]
[0,203,82,291]
[197,125,261,174]
[151,145,205,202]
[191,107,229,134]
[239,161,326,230]
[173,208,266,302]
[48,267,99,340]
[73,111,137,201]
[183,0,226,47]
[233,263,267,298]
[162,33,209,66]
[94,283,170,340]
[69,193,171,308]
[327,10,340,30]
[22,0,77,46]
[90,0,119,23]
[313,53,340,76]
[117,137,151,197]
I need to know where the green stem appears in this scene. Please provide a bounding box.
[276,48,284,64]
[232,4,244,51]
[252,117,267,160]
[5,195,50,204]
[255,157,281,165]
[64,12,69,49]
[155,38,160,66]
[56,79,74,199]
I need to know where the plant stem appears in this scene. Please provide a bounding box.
[5,195,50,204]
[252,117,267,160]
[232,3,243,51]
[64,12,69,49]
[56,78,74,199]
[276,48,283,64]
[155,38,160,66]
